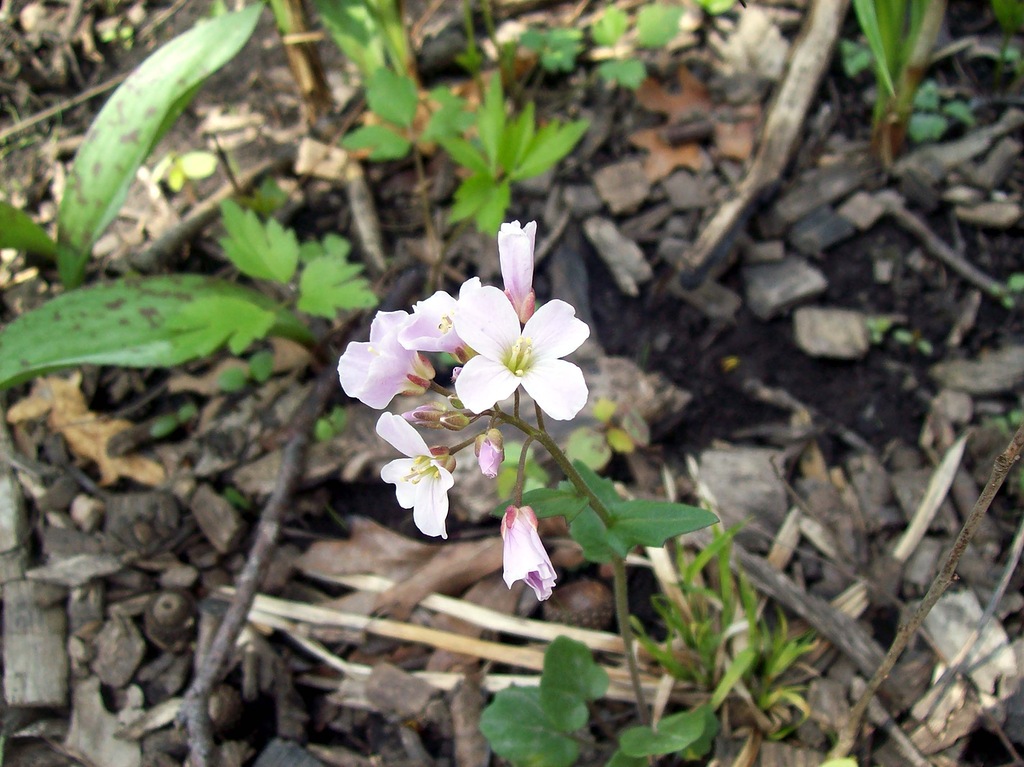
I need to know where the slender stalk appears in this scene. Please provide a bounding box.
[512,435,534,507]
[498,410,649,719]
[829,420,1024,757]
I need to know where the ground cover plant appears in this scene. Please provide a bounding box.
[1,0,1024,766]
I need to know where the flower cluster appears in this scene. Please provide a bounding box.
[337,220,589,600]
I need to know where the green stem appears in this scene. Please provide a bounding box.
[498,410,649,721]
[511,435,534,507]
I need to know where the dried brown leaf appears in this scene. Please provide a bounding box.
[8,374,165,486]
[628,128,703,182]
[636,68,712,122]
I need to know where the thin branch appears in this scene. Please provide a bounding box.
[830,420,1024,758]
[178,363,338,766]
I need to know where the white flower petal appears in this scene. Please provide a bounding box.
[455,356,519,414]
[380,458,417,508]
[413,469,454,538]
[521,358,588,420]
[375,412,430,457]
[337,341,374,398]
[499,221,535,313]
[369,310,411,344]
[454,285,521,360]
[398,291,459,352]
[522,300,590,360]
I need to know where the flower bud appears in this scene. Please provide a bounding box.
[402,403,447,429]
[474,429,504,478]
[429,446,457,473]
[439,411,471,431]
[401,353,436,396]
[500,505,555,601]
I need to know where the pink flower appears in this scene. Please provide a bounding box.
[376,412,455,539]
[453,285,590,420]
[499,221,537,324]
[398,278,482,358]
[501,506,556,600]
[475,428,504,478]
[338,311,435,409]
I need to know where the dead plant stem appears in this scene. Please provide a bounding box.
[178,363,338,766]
[830,420,1024,758]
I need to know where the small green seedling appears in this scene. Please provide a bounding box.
[867,316,933,355]
[152,150,219,193]
[218,349,276,392]
[149,403,199,439]
[907,79,974,143]
[314,405,349,441]
[520,28,583,73]
[565,397,651,471]
[991,0,1024,86]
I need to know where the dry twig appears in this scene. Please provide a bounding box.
[831,420,1024,758]
[178,363,338,766]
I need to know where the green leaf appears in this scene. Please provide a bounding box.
[912,79,940,111]
[449,174,510,234]
[511,119,588,180]
[695,0,736,14]
[365,68,419,128]
[521,28,582,73]
[942,99,974,126]
[597,59,647,90]
[540,637,609,732]
[992,0,1024,35]
[609,498,718,549]
[851,0,896,97]
[566,427,612,470]
[908,112,949,143]
[177,150,218,179]
[166,295,277,356]
[218,366,249,392]
[342,124,412,161]
[477,76,506,169]
[479,687,578,767]
[474,179,512,234]
[0,275,311,389]
[56,5,261,287]
[820,760,859,767]
[839,38,873,78]
[439,136,491,176]
[569,507,624,563]
[0,201,57,259]
[591,6,628,47]
[636,4,683,48]
[298,255,378,317]
[593,398,617,423]
[520,486,588,520]
[710,647,756,708]
[497,102,537,176]
[311,0,387,76]
[422,89,474,144]
[248,349,275,382]
[606,426,635,454]
[606,751,646,767]
[219,200,300,283]
[619,705,717,757]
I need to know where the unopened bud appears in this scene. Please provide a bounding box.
[439,411,471,431]
[474,429,504,478]
[403,403,447,428]
[429,446,457,473]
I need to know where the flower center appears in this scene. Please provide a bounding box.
[402,455,440,484]
[437,312,455,334]
[506,336,533,377]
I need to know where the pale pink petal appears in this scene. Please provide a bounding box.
[455,356,519,414]
[412,469,454,538]
[502,516,556,600]
[521,358,588,420]
[381,458,418,507]
[337,341,374,398]
[477,439,503,478]
[499,221,536,318]
[454,285,521,361]
[521,300,590,361]
[398,291,461,352]
[375,412,430,457]
[369,310,411,344]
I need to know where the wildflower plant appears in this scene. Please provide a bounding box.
[337,218,718,762]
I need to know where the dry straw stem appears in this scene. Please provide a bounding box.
[831,420,1024,758]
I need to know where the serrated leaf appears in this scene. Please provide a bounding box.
[908,112,949,143]
[0,275,311,389]
[597,58,647,90]
[342,124,412,161]
[480,687,578,767]
[497,102,536,175]
[365,68,419,128]
[540,637,609,732]
[511,119,588,180]
[477,76,506,169]
[636,4,683,48]
[57,5,261,287]
[449,174,510,234]
[298,255,378,317]
[219,200,299,283]
[473,178,511,234]
[166,295,277,355]
[592,6,628,47]
[439,136,491,176]
[422,89,474,143]
[0,201,57,259]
